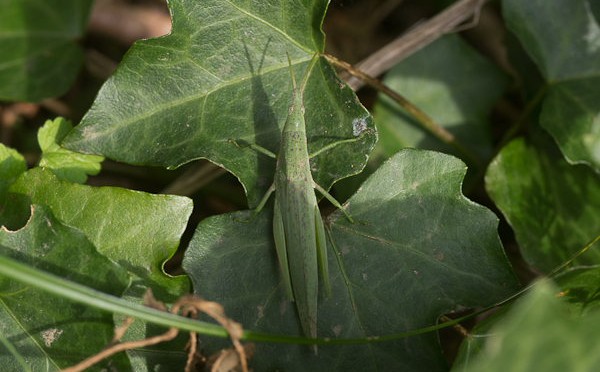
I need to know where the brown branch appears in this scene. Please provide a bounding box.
[62,290,250,372]
[62,327,179,372]
[343,0,489,90]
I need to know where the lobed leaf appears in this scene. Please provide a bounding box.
[38,117,104,183]
[7,168,192,298]
[504,0,600,172]
[485,134,600,272]
[183,149,518,370]
[62,0,376,207]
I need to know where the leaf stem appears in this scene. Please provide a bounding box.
[323,53,482,169]
[495,85,547,150]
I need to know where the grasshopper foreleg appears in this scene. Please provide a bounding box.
[314,182,354,223]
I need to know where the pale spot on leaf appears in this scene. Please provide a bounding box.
[41,328,63,347]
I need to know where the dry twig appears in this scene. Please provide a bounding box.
[342,0,489,90]
[62,290,250,372]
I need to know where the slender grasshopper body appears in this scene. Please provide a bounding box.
[236,55,358,340]
[271,57,328,339]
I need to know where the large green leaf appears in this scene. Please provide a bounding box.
[504,0,600,172]
[8,168,192,298]
[0,0,92,102]
[373,34,507,164]
[0,205,130,370]
[62,0,376,207]
[485,134,600,272]
[183,149,518,370]
[456,280,600,372]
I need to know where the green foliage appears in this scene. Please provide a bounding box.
[454,280,600,372]
[505,0,600,171]
[0,144,26,200]
[0,205,130,370]
[0,0,599,371]
[0,0,93,102]
[8,168,192,298]
[62,0,376,207]
[373,34,507,164]
[183,149,517,370]
[38,117,104,183]
[486,132,600,272]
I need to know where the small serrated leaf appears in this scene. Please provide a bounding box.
[38,117,104,183]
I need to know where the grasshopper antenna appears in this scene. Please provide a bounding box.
[285,52,298,92]
[286,53,319,94]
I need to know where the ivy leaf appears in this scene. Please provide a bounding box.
[504,0,600,172]
[183,150,518,370]
[8,168,192,298]
[457,280,600,372]
[38,117,104,183]
[0,0,93,102]
[0,205,130,370]
[485,133,600,272]
[62,0,376,207]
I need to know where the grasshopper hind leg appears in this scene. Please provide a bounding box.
[273,197,294,301]
[314,205,331,297]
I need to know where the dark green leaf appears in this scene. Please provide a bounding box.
[485,134,600,272]
[504,0,600,171]
[0,205,130,370]
[374,34,507,163]
[38,117,104,183]
[457,280,600,372]
[8,168,192,298]
[62,0,376,207]
[183,149,518,370]
[0,0,92,102]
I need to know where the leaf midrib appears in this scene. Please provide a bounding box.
[224,0,312,53]
[74,59,313,145]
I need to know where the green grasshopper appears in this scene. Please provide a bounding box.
[234,54,360,340]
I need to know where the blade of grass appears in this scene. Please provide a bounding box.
[1,234,597,346]
[0,253,227,338]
